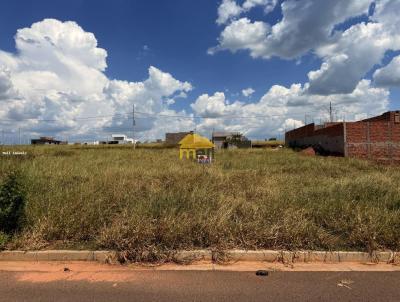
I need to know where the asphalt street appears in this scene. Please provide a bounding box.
[1,270,399,302]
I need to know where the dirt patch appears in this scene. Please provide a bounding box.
[1,261,400,284]
[300,147,316,156]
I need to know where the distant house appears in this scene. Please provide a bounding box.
[31,137,67,145]
[212,132,251,149]
[165,132,191,146]
[110,134,134,144]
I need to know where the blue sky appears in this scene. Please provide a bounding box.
[0,0,320,104]
[0,0,400,141]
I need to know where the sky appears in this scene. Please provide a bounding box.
[1,0,400,143]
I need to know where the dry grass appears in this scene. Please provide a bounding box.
[251,140,284,147]
[1,144,400,261]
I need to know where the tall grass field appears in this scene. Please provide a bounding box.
[1,145,400,261]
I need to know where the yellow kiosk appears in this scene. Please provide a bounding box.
[178,132,214,161]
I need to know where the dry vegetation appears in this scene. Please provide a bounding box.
[0,145,400,261]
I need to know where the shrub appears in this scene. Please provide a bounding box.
[0,171,26,234]
[0,232,9,250]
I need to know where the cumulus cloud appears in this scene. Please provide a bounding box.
[191,92,244,118]
[216,0,243,25]
[211,0,371,59]
[216,0,277,25]
[242,87,255,97]
[208,18,270,56]
[372,0,400,29]
[283,118,304,131]
[191,80,388,138]
[104,66,192,135]
[0,67,18,100]
[0,19,112,137]
[374,55,400,87]
[307,20,400,94]
[370,1,400,87]
[0,19,193,141]
[306,0,400,94]
[211,0,400,95]
[242,0,277,13]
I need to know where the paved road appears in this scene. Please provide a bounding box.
[1,270,399,302]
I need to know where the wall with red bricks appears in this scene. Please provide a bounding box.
[285,124,315,141]
[360,111,400,123]
[345,120,400,163]
[285,111,400,162]
[285,123,345,155]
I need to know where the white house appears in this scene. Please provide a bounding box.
[111,134,135,144]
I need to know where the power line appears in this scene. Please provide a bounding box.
[0,107,341,123]
[0,106,366,124]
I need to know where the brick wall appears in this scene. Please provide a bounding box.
[165,132,190,145]
[285,111,400,163]
[360,111,400,123]
[285,123,345,155]
[345,120,400,163]
[285,124,316,141]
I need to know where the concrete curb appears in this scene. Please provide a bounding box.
[0,250,399,264]
[0,251,115,262]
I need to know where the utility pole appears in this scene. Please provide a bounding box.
[284,126,286,144]
[329,102,333,123]
[132,104,136,149]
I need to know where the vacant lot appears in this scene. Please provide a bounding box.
[0,145,399,261]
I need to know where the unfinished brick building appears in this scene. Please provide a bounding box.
[285,111,400,163]
[165,132,191,146]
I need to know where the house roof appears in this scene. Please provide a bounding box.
[179,133,214,149]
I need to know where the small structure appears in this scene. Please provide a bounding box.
[178,132,214,160]
[212,132,251,149]
[110,134,134,144]
[31,137,67,145]
[165,132,191,146]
